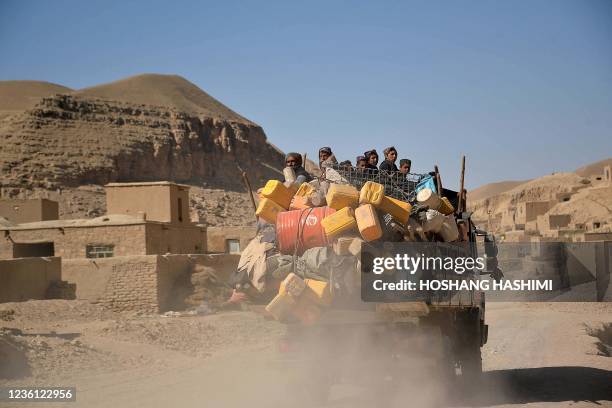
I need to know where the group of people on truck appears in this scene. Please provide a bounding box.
[224,146,419,307]
[283,146,412,181]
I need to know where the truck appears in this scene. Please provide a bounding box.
[270,164,501,405]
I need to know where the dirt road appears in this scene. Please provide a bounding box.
[1,301,610,407]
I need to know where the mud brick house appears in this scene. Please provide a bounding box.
[0,181,257,311]
[0,182,255,260]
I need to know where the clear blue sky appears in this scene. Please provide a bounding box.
[1,0,611,189]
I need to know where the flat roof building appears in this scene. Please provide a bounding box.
[105,181,191,225]
[0,198,59,224]
[0,182,257,260]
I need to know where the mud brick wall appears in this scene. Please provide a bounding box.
[62,254,239,313]
[144,224,206,255]
[103,258,159,313]
[63,255,159,312]
[0,257,61,302]
[205,226,256,253]
[0,224,147,260]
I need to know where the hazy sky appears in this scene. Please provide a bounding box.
[1,0,610,189]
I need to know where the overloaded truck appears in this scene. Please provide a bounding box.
[251,162,501,404]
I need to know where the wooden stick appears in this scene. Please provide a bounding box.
[237,165,258,218]
[459,155,466,213]
[434,165,443,194]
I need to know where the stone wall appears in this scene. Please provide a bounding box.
[0,257,61,302]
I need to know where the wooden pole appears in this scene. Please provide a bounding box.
[237,165,257,218]
[434,165,443,194]
[459,155,466,213]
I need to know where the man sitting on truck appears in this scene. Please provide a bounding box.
[285,152,313,182]
[319,146,338,169]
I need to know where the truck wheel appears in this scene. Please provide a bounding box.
[456,312,483,381]
[460,342,482,379]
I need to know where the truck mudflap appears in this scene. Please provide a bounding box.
[481,323,489,346]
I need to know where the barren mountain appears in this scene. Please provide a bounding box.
[469,158,612,236]
[74,74,251,123]
[0,80,73,119]
[469,180,529,202]
[575,158,612,177]
[0,74,285,225]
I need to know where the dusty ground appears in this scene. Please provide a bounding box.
[0,301,610,407]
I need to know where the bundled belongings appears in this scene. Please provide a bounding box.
[265,273,331,324]
[247,160,466,324]
[416,187,454,214]
[265,246,358,324]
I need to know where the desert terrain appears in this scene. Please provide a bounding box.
[0,301,611,407]
[469,158,612,239]
[1,74,610,407]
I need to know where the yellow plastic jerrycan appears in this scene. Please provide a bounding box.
[265,291,295,321]
[294,182,315,198]
[303,279,332,306]
[256,198,285,224]
[359,181,385,206]
[355,203,383,241]
[438,197,455,215]
[279,272,307,300]
[321,207,357,239]
[261,180,293,209]
[325,183,359,210]
[379,196,411,225]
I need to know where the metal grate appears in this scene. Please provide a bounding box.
[322,164,427,202]
[86,244,114,258]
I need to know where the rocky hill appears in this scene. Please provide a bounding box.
[0,74,285,225]
[469,180,529,202]
[73,74,251,123]
[469,158,612,239]
[0,80,73,119]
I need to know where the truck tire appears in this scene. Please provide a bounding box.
[456,310,483,380]
[460,342,482,379]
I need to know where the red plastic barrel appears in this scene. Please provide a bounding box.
[277,207,336,255]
